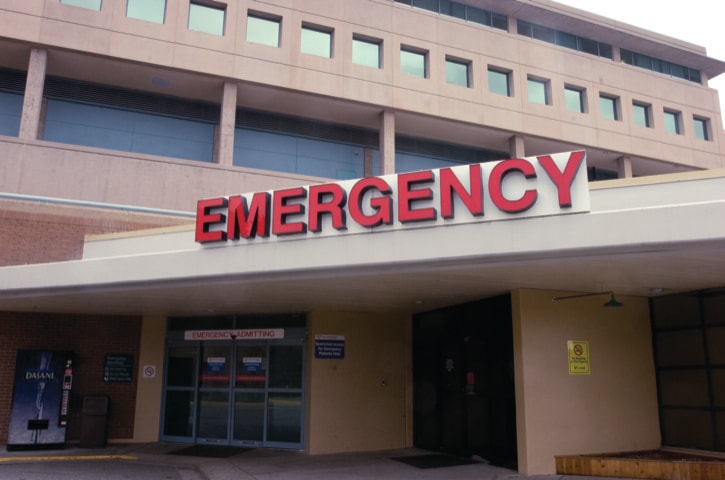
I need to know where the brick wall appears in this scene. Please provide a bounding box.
[0,312,142,444]
[0,199,192,266]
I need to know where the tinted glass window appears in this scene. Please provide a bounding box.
[488,69,510,96]
[189,2,225,35]
[693,117,709,140]
[664,110,680,134]
[60,0,101,10]
[633,103,650,127]
[353,37,381,68]
[301,26,332,57]
[446,59,469,87]
[527,78,548,105]
[600,95,618,120]
[565,87,584,112]
[247,15,280,47]
[126,0,165,23]
[401,49,426,77]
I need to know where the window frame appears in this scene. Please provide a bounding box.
[664,109,682,135]
[246,11,281,48]
[301,23,334,58]
[527,76,550,105]
[487,67,511,97]
[632,102,652,128]
[693,116,710,141]
[400,46,428,78]
[352,35,382,69]
[188,1,226,36]
[564,85,586,113]
[445,56,471,88]
[599,94,620,121]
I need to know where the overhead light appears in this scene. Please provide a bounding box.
[603,293,623,308]
[552,291,623,308]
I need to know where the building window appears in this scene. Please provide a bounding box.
[664,110,682,134]
[400,47,427,78]
[394,0,508,31]
[301,24,333,58]
[488,67,511,96]
[246,13,281,47]
[188,2,225,36]
[527,77,549,105]
[632,102,652,128]
[126,0,165,23]
[445,57,471,87]
[517,19,613,59]
[564,86,585,113]
[352,35,382,68]
[599,94,619,120]
[59,0,101,10]
[621,49,701,84]
[693,117,710,140]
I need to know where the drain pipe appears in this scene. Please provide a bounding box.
[0,192,196,218]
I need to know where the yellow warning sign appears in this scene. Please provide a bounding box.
[567,340,590,375]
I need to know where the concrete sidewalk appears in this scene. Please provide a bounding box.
[0,442,626,480]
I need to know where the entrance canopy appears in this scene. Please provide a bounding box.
[1,160,724,316]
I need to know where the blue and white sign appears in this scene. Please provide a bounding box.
[315,334,345,359]
[243,357,263,373]
[206,357,226,373]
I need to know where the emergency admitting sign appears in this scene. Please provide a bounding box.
[567,340,590,375]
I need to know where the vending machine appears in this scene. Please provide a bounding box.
[7,350,74,450]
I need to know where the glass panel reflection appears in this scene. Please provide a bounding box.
[234,392,265,442]
[198,391,229,439]
[267,393,302,443]
[166,346,197,387]
[269,345,302,389]
[164,390,194,437]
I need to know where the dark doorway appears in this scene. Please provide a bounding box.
[413,295,517,468]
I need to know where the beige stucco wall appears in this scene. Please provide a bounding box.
[306,310,412,454]
[131,315,166,442]
[512,289,661,475]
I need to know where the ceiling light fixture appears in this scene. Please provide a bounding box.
[552,291,623,308]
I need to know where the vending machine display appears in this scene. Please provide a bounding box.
[7,350,74,450]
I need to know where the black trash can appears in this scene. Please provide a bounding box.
[79,395,110,448]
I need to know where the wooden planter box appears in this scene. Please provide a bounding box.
[556,451,725,480]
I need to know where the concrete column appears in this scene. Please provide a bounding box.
[363,147,374,177]
[379,110,395,175]
[508,16,518,34]
[132,315,166,442]
[509,135,525,158]
[611,47,621,63]
[617,156,633,178]
[19,48,48,140]
[214,81,238,166]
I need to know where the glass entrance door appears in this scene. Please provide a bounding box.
[162,333,305,448]
[232,345,266,444]
[197,344,232,443]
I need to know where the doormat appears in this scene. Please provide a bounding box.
[390,453,479,469]
[167,445,252,458]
